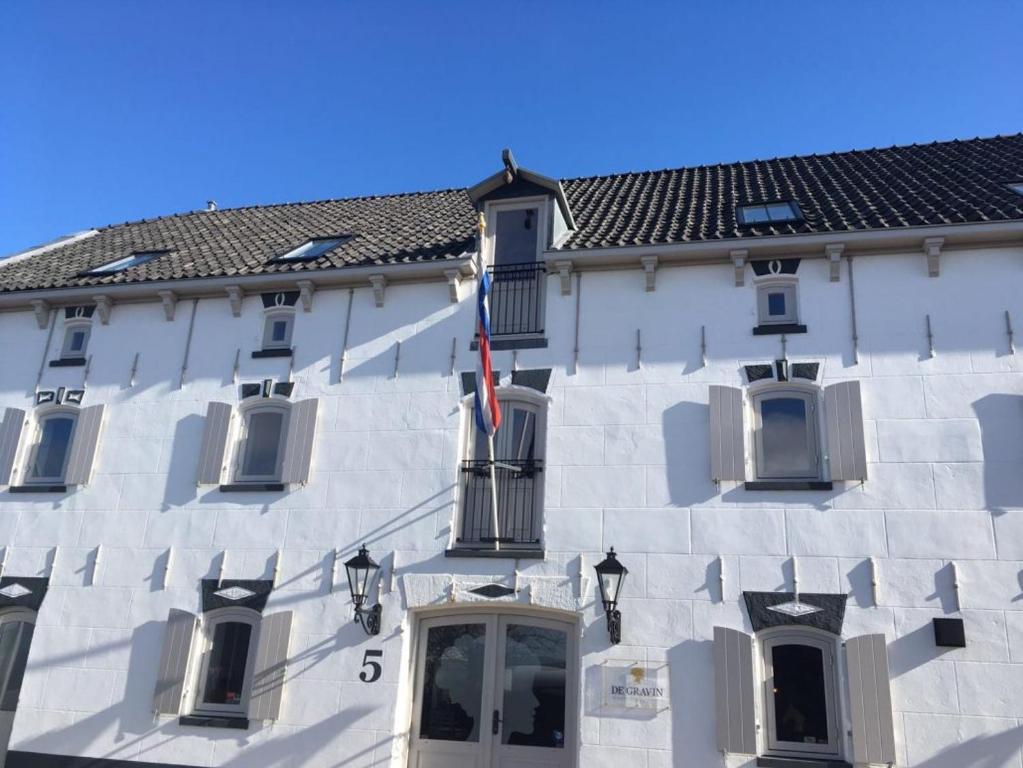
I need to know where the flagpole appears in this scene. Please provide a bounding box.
[488,434,501,552]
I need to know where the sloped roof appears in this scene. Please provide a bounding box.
[2,133,1022,294]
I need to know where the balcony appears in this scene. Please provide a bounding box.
[486,262,547,349]
[453,459,544,553]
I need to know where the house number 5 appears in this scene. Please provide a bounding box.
[360,649,383,683]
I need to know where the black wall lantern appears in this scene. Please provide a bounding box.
[594,548,627,645]
[344,544,382,636]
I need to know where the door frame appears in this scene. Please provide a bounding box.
[405,605,580,768]
[758,627,842,759]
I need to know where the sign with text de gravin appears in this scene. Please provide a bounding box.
[602,662,669,711]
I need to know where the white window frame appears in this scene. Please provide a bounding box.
[82,251,164,275]
[484,197,548,268]
[0,608,36,714]
[24,407,79,485]
[456,385,549,550]
[231,401,291,484]
[756,277,800,326]
[60,321,91,359]
[272,236,349,263]
[190,607,260,718]
[758,627,843,759]
[749,383,821,480]
[261,310,295,350]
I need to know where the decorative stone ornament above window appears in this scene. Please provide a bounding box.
[35,388,85,406]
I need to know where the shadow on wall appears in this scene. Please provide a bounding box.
[161,413,206,509]
[915,723,1023,768]
[15,614,388,766]
[661,402,717,508]
[973,394,1023,513]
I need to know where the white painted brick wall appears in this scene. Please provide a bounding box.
[0,245,1018,767]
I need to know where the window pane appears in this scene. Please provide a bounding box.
[494,209,540,266]
[271,320,288,343]
[31,417,75,480]
[70,331,86,352]
[741,205,770,223]
[766,203,797,221]
[242,411,284,478]
[501,624,567,748]
[772,644,830,745]
[474,404,536,462]
[0,623,34,711]
[767,292,787,317]
[419,624,487,742]
[202,621,252,706]
[760,397,813,477]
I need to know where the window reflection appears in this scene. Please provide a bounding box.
[758,396,813,477]
[772,644,830,745]
[31,416,75,481]
[501,624,567,749]
[419,624,486,742]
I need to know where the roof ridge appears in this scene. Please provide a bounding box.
[558,131,1023,184]
[97,185,472,232]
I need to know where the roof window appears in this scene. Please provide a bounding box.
[272,237,349,263]
[737,201,802,225]
[1008,182,1023,196]
[83,251,165,275]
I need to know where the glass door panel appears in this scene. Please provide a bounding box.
[419,623,488,742]
[500,624,567,748]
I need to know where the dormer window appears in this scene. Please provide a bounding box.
[82,251,165,275]
[738,201,801,225]
[493,206,541,267]
[272,237,349,263]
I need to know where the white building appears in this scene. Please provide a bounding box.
[0,135,1021,768]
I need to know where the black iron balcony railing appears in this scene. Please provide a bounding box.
[488,262,546,337]
[457,459,544,548]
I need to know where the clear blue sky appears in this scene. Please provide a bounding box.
[1,0,1021,256]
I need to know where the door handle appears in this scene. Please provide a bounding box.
[492,709,501,735]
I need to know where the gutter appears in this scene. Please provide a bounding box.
[0,254,477,312]
[544,219,1023,270]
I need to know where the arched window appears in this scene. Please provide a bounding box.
[457,387,547,550]
[261,310,294,351]
[60,322,91,360]
[233,403,290,483]
[0,609,35,714]
[27,409,78,484]
[750,385,820,480]
[759,628,841,759]
[193,608,260,716]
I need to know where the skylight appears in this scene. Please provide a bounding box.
[737,201,802,225]
[83,251,165,275]
[1008,182,1023,196]
[273,237,349,262]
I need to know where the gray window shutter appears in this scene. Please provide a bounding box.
[846,634,896,766]
[197,402,232,485]
[709,385,745,481]
[713,626,757,755]
[281,399,318,485]
[249,610,293,721]
[0,408,25,486]
[65,404,104,485]
[825,381,867,481]
[153,608,198,716]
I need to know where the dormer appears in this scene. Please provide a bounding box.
[468,149,576,265]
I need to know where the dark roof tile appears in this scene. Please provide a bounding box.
[2,134,1023,293]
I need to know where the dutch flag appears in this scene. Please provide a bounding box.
[474,270,502,436]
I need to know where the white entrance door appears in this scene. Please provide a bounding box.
[409,613,576,768]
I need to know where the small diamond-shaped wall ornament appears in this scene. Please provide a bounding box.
[214,586,256,601]
[768,600,822,617]
[469,584,516,599]
[0,583,32,599]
